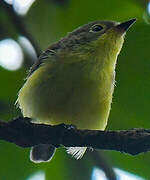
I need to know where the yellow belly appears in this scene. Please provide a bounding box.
[17,61,114,130]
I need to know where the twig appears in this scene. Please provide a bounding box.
[0,116,150,155]
[90,151,117,180]
[0,0,41,57]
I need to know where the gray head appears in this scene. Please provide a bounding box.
[49,19,136,51]
[28,19,136,76]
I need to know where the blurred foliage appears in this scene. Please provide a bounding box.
[0,0,150,179]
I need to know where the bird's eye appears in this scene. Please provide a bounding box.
[90,24,103,32]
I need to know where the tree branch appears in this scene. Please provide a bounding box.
[0,117,150,155]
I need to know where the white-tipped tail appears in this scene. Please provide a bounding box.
[66,147,87,159]
[30,144,56,163]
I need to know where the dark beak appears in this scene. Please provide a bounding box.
[116,18,136,32]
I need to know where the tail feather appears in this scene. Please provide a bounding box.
[66,147,87,159]
[30,144,56,163]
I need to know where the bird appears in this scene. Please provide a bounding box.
[17,18,136,163]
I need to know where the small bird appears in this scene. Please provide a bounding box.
[17,18,136,163]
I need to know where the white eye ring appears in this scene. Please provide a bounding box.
[90,24,103,33]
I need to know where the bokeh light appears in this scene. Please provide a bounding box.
[147,1,150,15]
[0,39,23,71]
[18,36,37,63]
[4,0,12,4]
[92,168,107,180]
[4,0,36,15]
[91,167,145,180]
[13,0,36,15]
[143,1,150,25]
[27,171,45,180]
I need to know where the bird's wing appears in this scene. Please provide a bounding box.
[27,48,56,78]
